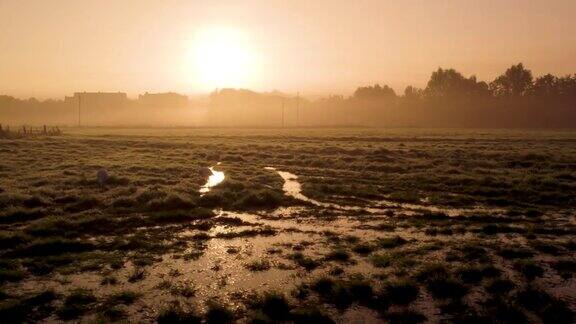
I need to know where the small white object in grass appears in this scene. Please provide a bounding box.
[97,168,109,186]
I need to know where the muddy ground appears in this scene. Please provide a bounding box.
[0,128,575,323]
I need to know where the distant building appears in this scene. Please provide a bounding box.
[138,92,189,108]
[65,92,129,109]
[64,92,130,125]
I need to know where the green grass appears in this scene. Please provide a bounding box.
[0,290,56,323]
[376,236,408,249]
[514,260,544,281]
[426,277,468,300]
[251,292,292,320]
[245,260,271,271]
[205,302,234,324]
[289,252,321,271]
[497,247,535,259]
[325,248,351,262]
[290,306,334,324]
[0,207,46,224]
[381,280,419,305]
[371,253,392,268]
[105,290,139,305]
[157,305,201,324]
[485,278,515,295]
[57,289,96,320]
[9,237,94,257]
[0,128,574,322]
[386,309,426,324]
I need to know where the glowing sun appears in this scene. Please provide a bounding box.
[190,27,259,90]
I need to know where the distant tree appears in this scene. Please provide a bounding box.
[353,84,396,100]
[426,68,463,97]
[0,95,17,105]
[323,94,345,102]
[529,74,558,97]
[424,68,489,99]
[404,86,423,100]
[490,63,533,97]
[556,74,576,98]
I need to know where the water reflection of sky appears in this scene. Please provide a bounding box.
[265,166,498,217]
[200,167,225,194]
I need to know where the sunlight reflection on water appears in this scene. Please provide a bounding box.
[264,166,501,216]
[265,166,332,206]
[200,167,225,194]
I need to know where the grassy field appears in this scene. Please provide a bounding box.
[0,127,575,323]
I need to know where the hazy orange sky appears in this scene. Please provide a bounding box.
[1,0,575,99]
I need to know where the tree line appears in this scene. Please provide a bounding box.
[311,63,575,127]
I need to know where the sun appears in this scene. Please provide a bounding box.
[189,27,259,91]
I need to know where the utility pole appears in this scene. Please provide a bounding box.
[296,92,300,127]
[281,99,285,128]
[78,94,82,127]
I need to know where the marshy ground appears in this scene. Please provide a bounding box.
[0,128,575,323]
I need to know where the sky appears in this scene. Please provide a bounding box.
[1,0,575,99]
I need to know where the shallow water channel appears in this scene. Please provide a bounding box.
[263,166,498,217]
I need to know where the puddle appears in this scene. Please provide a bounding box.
[265,167,322,204]
[5,203,572,322]
[3,209,488,322]
[199,165,225,195]
[372,199,503,217]
[213,209,474,243]
[265,166,501,217]
[6,230,342,322]
[215,209,359,234]
[265,167,372,213]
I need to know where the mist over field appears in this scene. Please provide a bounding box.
[1,1,576,323]
[2,64,576,128]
